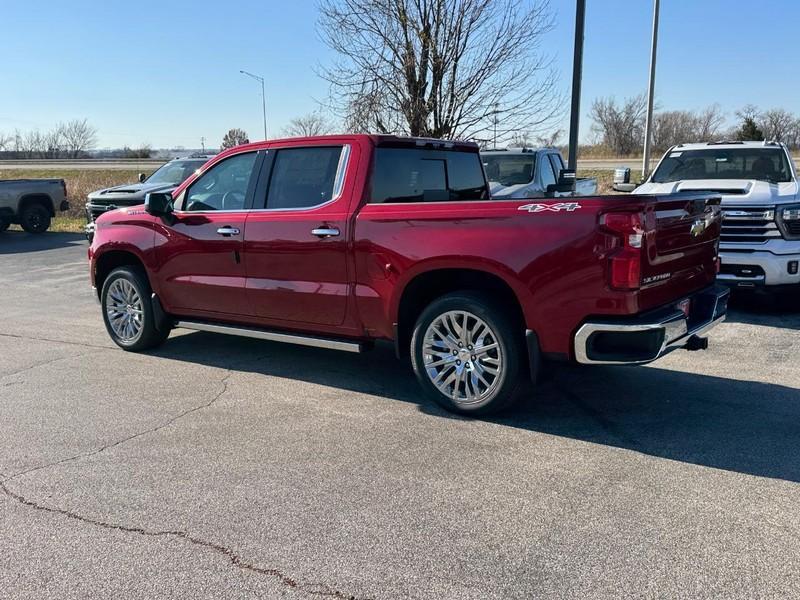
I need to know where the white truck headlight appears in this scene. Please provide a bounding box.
[782,206,800,221]
[777,204,800,240]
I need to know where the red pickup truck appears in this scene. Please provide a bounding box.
[89,135,729,415]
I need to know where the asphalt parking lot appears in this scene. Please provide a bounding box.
[1,231,799,599]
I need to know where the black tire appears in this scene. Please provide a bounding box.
[0,218,9,232]
[410,292,523,416]
[101,266,170,351]
[19,203,51,233]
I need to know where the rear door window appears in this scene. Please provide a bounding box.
[265,146,344,210]
[370,148,488,203]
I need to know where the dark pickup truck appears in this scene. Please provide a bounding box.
[88,135,728,415]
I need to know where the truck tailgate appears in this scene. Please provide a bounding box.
[639,192,722,310]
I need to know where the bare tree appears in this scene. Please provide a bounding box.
[282,112,334,137]
[220,128,250,150]
[21,130,45,158]
[784,118,800,150]
[651,111,695,152]
[509,132,535,147]
[650,105,724,151]
[536,128,563,147]
[590,95,647,156]
[319,0,562,141]
[694,104,725,140]
[0,131,12,151]
[759,108,797,143]
[43,124,66,158]
[736,104,760,123]
[62,119,97,158]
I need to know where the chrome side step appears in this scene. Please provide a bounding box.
[174,320,365,353]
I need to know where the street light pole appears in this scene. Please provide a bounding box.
[567,0,586,173]
[642,0,660,178]
[239,70,268,140]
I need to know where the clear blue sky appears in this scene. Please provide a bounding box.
[1,0,796,149]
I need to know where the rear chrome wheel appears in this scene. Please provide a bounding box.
[411,292,523,415]
[422,310,504,407]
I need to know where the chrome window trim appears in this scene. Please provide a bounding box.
[171,145,351,215]
[248,144,351,213]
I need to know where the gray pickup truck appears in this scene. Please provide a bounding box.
[481,147,598,199]
[0,178,69,233]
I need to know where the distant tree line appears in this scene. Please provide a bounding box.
[0,119,101,158]
[588,96,800,156]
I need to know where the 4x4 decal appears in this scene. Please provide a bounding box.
[518,202,582,213]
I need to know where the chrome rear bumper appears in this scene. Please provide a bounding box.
[574,285,730,365]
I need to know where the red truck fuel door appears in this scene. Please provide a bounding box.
[243,144,353,327]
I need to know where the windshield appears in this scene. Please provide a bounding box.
[482,155,535,186]
[146,160,206,185]
[651,148,792,184]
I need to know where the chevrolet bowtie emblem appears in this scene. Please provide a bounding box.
[690,218,706,237]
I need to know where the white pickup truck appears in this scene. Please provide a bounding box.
[481,147,597,199]
[635,141,800,289]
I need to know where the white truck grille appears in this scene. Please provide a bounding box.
[720,207,781,244]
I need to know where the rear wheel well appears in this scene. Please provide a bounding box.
[19,194,55,217]
[95,251,147,296]
[396,269,527,359]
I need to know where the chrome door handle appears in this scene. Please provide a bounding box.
[216,226,240,236]
[311,227,340,238]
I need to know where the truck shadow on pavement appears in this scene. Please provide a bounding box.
[724,290,800,330]
[0,231,86,254]
[155,332,800,484]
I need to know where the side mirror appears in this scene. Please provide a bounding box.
[612,167,636,193]
[138,172,147,183]
[144,192,173,217]
[546,169,576,194]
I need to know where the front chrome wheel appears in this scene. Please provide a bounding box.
[422,310,504,407]
[105,278,144,344]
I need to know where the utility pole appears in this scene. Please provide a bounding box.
[200,136,206,152]
[567,0,586,174]
[239,70,268,140]
[642,0,660,178]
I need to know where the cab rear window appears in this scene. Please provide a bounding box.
[370,148,488,203]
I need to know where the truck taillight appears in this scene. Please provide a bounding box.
[601,212,644,291]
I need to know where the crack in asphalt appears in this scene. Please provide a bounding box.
[0,479,362,599]
[1,350,105,380]
[0,331,112,350]
[4,371,234,483]
[1,357,367,599]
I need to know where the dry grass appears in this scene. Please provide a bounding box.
[580,169,644,194]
